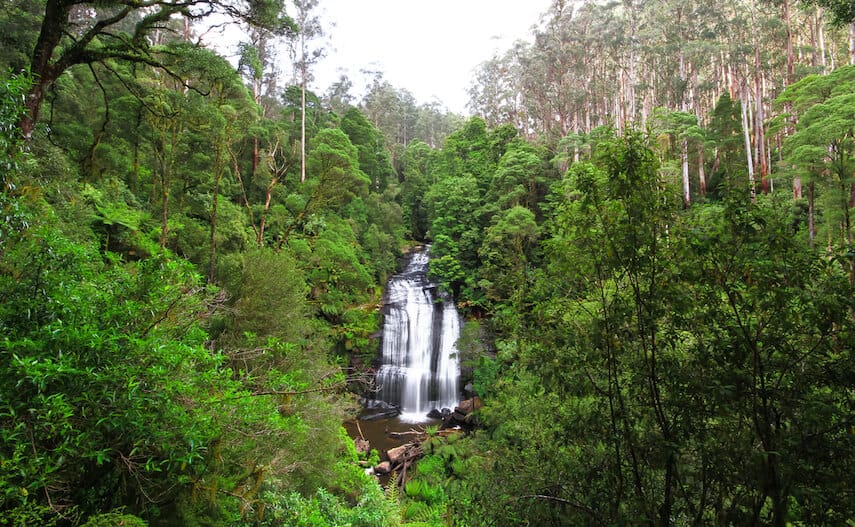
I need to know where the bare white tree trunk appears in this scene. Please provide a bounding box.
[301,58,307,183]
[817,7,827,71]
[624,0,638,121]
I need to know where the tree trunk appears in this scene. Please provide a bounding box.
[783,0,801,199]
[131,103,142,194]
[253,136,260,180]
[794,176,803,199]
[849,22,855,66]
[160,184,169,248]
[300,66,307,183]
[624,0,638,121]
[817,7,827,71]
[754,70,768,194]
[681,138,691,207]
[808,181,816,247]
[209,145,223,283]
[750,0,767,194]
[300,16,308,185]
[740,84,756,202]
[783,0,795,83]
[21,1,71,139]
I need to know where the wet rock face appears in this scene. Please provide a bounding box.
[359,400,400,421]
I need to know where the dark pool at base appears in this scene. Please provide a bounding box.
[344,415,441,461]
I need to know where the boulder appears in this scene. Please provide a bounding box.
[455,396,483,415]
[426,408,442,419]
[374,461,392,475]
[354,438,370,455]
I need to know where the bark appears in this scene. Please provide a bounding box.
[784,0,795,83]
[850,22,855,66]
[740,84,756,202]
[783,0,801,199]
[209,142,224,283]
[681,138,691,207]
[297,3,311,185]
[624,0,638,121]
[21,0,72,139]
[689,72,706,198]
[750,0,767,195]
[808,181,816,247]
[811,11,819,68]
[754,70,768,193]
[301,60,307,183]
[252,77,261,180]
[160,184,169,248]
[158,132,174,249]
[229,143,261,243]
[817,7,827,71]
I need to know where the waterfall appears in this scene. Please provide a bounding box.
[373,247,461,422]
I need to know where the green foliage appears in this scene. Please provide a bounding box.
[340,107,395,192]
[489,143,546,211]
[302,218,374,319]
[706,92,747,195]
[0,203,225,521]
[478,205,539,305]
[803,0,855,25]
[777,65,855,252]
[0,7,407,527]
[80,512,148,527]
[0,186,388,526]
[400,140,434,240]
[449,129,855,526]
[241,484,398,527]
[297,127,371,222]
[425,174,482,288]
[0,70,29,173]
[227,246,309,342]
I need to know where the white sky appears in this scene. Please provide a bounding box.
[311,1,551,114]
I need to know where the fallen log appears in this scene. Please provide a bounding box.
[388,429,425,440]
[387,444,410,465]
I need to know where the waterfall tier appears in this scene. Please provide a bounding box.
[373,248,461,422]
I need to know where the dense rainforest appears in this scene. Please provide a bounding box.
[1,1,853,526]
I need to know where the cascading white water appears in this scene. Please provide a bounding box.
[373,248,461,422]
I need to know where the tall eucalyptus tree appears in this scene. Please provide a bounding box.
[290,0,324,183]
